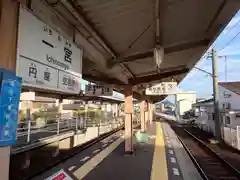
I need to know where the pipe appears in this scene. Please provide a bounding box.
[155,0,160,43]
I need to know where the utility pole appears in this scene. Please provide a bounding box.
[224,56,228,82]
[212,49,221,141]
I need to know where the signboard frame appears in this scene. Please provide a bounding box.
[17,7,82,94]
[145,82,178,95]
[85,84,113,96]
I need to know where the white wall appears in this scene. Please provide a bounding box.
[175,93,196,116]
[231,117,240,128]
[219,85,240,110]
[195,111,208,124]
[195,105,214,123]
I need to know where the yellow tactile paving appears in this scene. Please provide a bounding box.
[151,122,168,180]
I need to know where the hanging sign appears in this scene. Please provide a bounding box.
[145,82,178,95]
[17,7,82,94]
[85,84,113,96]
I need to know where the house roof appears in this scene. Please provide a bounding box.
[192,98,213,107]
[219,82,240,96]
[157,99,175,107]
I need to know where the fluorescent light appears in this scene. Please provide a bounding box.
[154,46,164,69]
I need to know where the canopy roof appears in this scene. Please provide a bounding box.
[22,0,240,100]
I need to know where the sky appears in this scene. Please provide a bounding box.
[177,11,240,99]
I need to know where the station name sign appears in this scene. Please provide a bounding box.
[85,84,113,96]
[17,7,82,94]
[145,82,178,95]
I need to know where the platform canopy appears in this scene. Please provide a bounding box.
[24,0,240,100]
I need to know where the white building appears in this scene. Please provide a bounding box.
[175,92,196,118]
[218,82,240,128]
[193,82,240,129]
[192,98,214,128]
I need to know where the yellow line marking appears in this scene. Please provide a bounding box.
[151,122,168,180]
[73,137,124,179]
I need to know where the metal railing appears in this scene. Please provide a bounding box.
[16,113,124,146]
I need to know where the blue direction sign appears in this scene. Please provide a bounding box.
[0,69,22,146]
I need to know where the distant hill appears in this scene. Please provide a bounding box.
[156,99,175,107]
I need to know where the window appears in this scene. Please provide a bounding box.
[212,113,215,120]
[208,113,212,120]
[220,115,224,124]
[225,116,231,124]
[222,103,231,109]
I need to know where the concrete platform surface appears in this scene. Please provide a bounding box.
[33,121,202,180]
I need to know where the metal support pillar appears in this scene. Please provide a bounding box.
[212,49,221,140]
[57,99,63,113]
[57,99,63,131]
[0,1,19,179]
[148,101,153,124]
[144,100,149,130]
[26,101,32,143]
[140,100,146,132]
[124,86,133,153]
[85,103,88,127]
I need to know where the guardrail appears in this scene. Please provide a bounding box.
[16,114,125,146]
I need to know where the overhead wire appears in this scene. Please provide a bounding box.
[213,16,240,49]
[203,18,240,59]
[215,15,240,52]
[219,30,240,52]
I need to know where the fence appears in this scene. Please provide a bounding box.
[155,112,240,151]
[196,120,240,150]
[16,112,124,146]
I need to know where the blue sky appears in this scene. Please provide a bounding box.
[178,11,240,99]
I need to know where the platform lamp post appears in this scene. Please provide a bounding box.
[193,49,221,141]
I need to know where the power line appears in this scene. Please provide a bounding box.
[213,15,240,50]
[193,66,213,77]
[225,17,240,36]
[219,30,240,52]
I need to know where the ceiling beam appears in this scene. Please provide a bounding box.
[151,96,166,103]
[128,68,189,85]
[83,74,126,86]
[62,1,134,79]
[118,89,142,100]
[109,39,210,65]
[133,65,186,78]
[206,0,227,33]
[61,0,117,57]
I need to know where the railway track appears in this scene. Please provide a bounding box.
[172,125,240,180]
[15,126,125,180]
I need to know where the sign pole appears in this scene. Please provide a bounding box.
[0,1,20,180]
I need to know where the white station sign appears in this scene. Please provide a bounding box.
[85,84,113,96]
[17,7,82,94]
[145,82,178,95]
